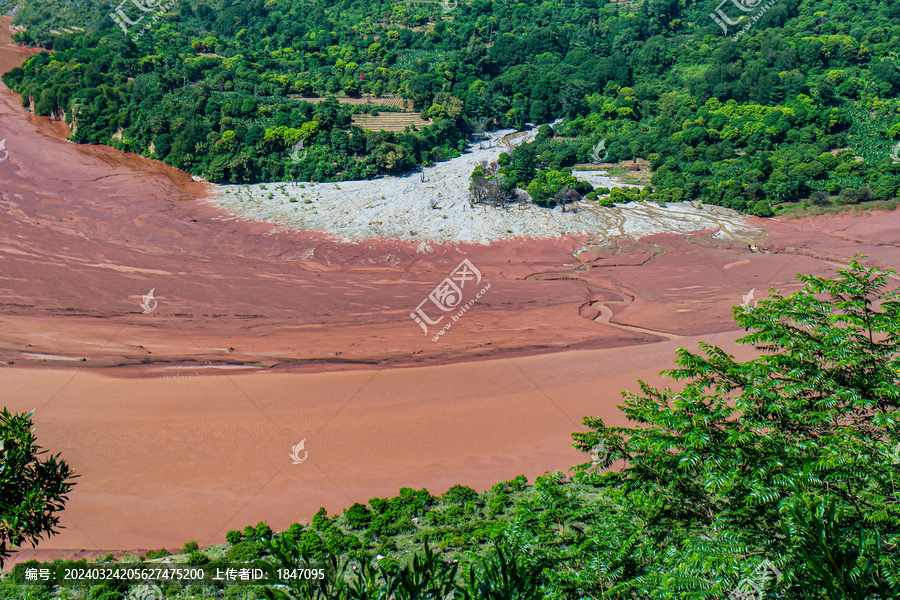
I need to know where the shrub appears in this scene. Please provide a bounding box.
[751,200,774,217]
[254,522,273,539]
[572,180,593,194]
[526,169,580,207]
[838,188,861,204]
[811,190,830,205]
[391,488,433,516]
[283,522,303,543]
[441,485,479,505]
[651,187,683,203]
[226,530,243,544]
[488,493,511,516]
[369,513,416,538]
[324,528,362,555]
[369,497,390,514]
[312,508,331,531]
[439,533,468,550]
[182,541,199,554]
[427,505,467,526]
[508,475,528,491]
[609,187,640,203]
[226,541,263,562]
[344,503,373,530]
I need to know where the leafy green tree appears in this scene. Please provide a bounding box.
[372,143,407,172]
[344,503,373,530]
[441,485,479,505]
[525,169,579,206]
[227,540,263,561]
[226,529,243,544]
[751,199,774,216]
[0,408,76,567]
[573,259,900,593]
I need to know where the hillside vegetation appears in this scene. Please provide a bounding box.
[3,0,900,214]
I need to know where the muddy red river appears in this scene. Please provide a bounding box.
[2,16,899,563]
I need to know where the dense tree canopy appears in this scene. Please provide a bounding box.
[3,0,900,213]
[568,258,900,596]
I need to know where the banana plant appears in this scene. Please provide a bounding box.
[457,543,544,600]
[784,495,900,600]
[383,542,459,600]
[255,531,346,600]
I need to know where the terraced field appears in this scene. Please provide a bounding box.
[605,0,642,12]
[289,94,411,109]
[350,112,431,131]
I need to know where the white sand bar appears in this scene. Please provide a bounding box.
[211,129,757,244]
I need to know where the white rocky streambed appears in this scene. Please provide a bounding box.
[211,128,757,245]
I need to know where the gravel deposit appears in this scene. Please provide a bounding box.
[211,128,757,245]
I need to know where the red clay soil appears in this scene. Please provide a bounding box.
[2,16,900,561]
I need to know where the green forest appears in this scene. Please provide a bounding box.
[3,0,900,214]
[4,262,900,597]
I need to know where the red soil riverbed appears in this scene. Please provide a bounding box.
[2,16,900,561]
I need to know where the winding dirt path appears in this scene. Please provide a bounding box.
[589,292,686,342]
